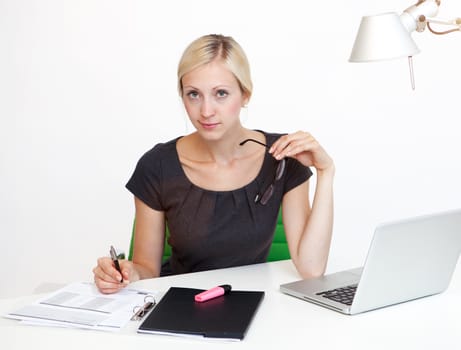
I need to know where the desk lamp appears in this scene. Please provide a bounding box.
[349,0,461,89]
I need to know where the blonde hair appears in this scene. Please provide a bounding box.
[177,34,253,100]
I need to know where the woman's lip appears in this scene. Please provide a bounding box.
[199,121,220,129]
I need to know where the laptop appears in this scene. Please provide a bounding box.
[280,209,461,315]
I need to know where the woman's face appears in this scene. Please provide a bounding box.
[181,60,247,141]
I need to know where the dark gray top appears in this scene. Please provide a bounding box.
[126,131,312,275]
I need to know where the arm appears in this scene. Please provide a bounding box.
[130,196,166,279]
[93,196,166,293]
[270,131,334,278]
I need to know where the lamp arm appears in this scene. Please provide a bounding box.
[424,16,461,35]
[425,16,461,26]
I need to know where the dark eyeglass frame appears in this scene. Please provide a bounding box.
[239,138,286,205]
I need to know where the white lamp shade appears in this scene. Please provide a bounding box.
[349,12,420,62]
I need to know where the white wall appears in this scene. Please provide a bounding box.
[1,0,460,298]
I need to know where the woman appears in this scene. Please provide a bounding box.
[93,34,334,294]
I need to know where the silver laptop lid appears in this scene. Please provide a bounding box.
[350,209,461,314]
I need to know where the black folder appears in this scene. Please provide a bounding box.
[137,287,265,340]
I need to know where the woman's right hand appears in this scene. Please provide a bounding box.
[93,257,135,294]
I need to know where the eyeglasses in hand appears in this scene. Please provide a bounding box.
[239,138,286,205]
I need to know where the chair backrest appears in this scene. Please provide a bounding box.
[128,208,290,262]
[267,209,291,261]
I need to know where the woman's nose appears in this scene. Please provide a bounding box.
[200,97,215,118]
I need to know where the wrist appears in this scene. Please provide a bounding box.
[316,163,335,179]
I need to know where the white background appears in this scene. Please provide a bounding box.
[1,0,460,298]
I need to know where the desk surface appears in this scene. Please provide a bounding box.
[2,260,461,349]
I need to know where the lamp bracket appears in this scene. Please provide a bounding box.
[404,0,461,34]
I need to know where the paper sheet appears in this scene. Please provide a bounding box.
[4,282,157,331]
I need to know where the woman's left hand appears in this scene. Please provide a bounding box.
[269,131,334,173]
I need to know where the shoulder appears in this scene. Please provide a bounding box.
[143,137,179,157]
[137,137,180,164]
[256,130,286,146]
[132,137,182,178]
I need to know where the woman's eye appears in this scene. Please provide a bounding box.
[216,89,228,98]
[186,91,199,99]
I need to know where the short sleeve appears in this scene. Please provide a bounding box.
[283,157,313,194]
[125,145,165,211]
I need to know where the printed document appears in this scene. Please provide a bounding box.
[4,282,157,331]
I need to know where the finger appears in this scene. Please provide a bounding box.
[272,132,316,159]
[94,257,123,284]
[284,138,320,158]
[94,271,128,294]
[119,268,131,285]
[269,131,309,153]
[106,257,125,282]
[269,133,293,155]
[119,260,133,283]
[93,265,119,286]
[95,279,125,294]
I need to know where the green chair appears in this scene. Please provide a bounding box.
[128,208,290,262]
[267,209,291,261]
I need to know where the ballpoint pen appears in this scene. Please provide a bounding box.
[110,245,123,283]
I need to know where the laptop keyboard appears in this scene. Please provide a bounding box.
[316,284,358,306]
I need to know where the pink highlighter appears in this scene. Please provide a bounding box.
[194,284,232,302]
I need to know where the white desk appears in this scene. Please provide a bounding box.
[2,260,461,349]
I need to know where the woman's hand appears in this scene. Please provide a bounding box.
[93,257,137,294]
[269,131,334,174]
